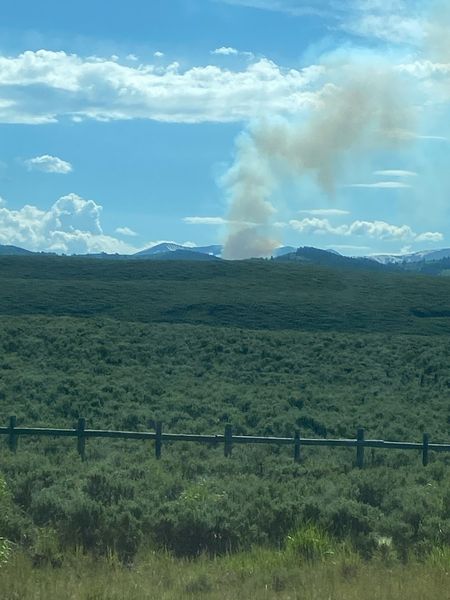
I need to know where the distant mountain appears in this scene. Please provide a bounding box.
[369,248,450,265]
[78,252,128,260]
[0,244,35,256]
[276,246,390,271]
[272,246,297,257]
[140,249,221,261]
[135,243,222,257]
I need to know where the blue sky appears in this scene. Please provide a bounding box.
[0,0,449,256]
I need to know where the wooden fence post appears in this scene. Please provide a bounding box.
[356,428,365,469]
[224,424,233,457]
[294,430,301,463]
[422,433,429,467]
[155,422,162,459]
[77,417,86,461]
[8,416,17,453]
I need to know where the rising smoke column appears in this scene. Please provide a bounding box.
[222,62,415,259]
[221,131,278,260]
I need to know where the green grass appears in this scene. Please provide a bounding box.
[2,548,450,600]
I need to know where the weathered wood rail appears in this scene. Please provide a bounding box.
[1,417,449,468]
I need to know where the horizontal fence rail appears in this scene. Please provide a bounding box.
[1,418,450,468]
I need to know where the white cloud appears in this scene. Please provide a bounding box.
[0,196,6,206]
[183,216,260,226]
[298,208,350,216]
[290,217,341,236]
[154,51,164,58]
[126,54,139,62]
[417,135,449,141]
[115,226,138,236]
[216,1,333,17]
[373,169,417,177]
[211,47,239,56]
[415,231,444,242]
[0,48,447,125]
[346,181,412,189]
[219,1,426,44]
[342,14,424,45]
[25,155,73,174]
[0,50,324,124]
[397,60,450,78]
[0,193,137,254]
[289,217,442,242]
[345,220,414,239]
[183,216,228,225]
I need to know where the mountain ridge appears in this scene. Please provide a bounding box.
[2,242,450,275]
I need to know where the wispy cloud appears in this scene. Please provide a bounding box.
[327,244,371,251]
[417,135,448,141]
[341,13,424,45]
[373,169,417,177]
[217,0,426,44]
[299,208,350,216]
[115,226,138,237]
[25,154,73,174]
[183,216,228,225]
[215,0,333,18]
[346,181,412,189]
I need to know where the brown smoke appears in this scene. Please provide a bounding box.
[222,61,414,259]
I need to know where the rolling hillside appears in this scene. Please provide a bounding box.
[1,255,450,334]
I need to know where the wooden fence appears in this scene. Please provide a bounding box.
[2,417,450,468]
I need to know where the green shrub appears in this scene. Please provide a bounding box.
[30,528,62,567]
[286,524,334,561]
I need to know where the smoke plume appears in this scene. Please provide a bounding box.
[222,60,415,259]
[221,132,279,259]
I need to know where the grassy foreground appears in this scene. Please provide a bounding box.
[2,548,450,600]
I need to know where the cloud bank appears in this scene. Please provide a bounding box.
[0,50,323,124]
[0,193,137,254]
[289,217,443,242]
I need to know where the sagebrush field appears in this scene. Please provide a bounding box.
[0,257,449,598]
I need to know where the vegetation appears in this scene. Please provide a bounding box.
[2,255,450,333]
[2,548,450,599]
[0,256,449,596]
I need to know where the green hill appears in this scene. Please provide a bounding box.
[1,255,450,334]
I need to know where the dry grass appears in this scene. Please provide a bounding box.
[1,549,449,600]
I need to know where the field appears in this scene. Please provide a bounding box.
[0,257,449,598]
